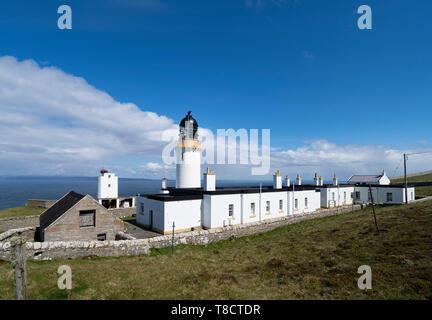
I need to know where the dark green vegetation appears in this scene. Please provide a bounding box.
[391,171,432,197]
[0,206,44,219]
[1,200,431,299]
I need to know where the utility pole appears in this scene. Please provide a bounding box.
[404,153,408,205]
[171,221,175,255]
[368,185,380,232]
[10,236,27,300]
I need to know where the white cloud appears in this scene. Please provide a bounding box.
[270,140,432,180]
[0,56,176,177]
[1,55,430,181]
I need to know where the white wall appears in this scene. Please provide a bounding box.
[136,197,165,233]
[353,186,415,204]
[176,148,201,188]
[164,200,202,232]
[288,190,321,214]
[202,194,242,229]
[318,186,355,208]
[97,172,118,199]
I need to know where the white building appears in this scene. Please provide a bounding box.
[352,185,415,204]
[97,169,135,209]
[136,112,416,235]
[347,170,391,185]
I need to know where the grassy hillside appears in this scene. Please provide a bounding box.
[0,206,44,219]
[391,171,432,197]
[392,172,432,183]
[1,200,432,300]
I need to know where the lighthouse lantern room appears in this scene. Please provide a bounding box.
[175,111,201,188]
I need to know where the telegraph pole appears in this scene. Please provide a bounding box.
[404,153,408,205]
[171,221,175,255]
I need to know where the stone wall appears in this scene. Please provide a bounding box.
[0,204,362,261]
[108,207,135,219]
[26,199,57,209]
[0,227,36,242]
[0,216,40,233]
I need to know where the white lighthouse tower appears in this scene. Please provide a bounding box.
[97,169,118,199]
[175,111,201,188]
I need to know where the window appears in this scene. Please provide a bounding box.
[351,192,354,199]
[108,175,111,178]
[305,197,308,207]
[97,233,106,241]
[140,203,144,215]
[332,192,335,201]
[355,191,360,199]
[266,201,270,212]
[279,200,283,210]
[250,203,255,215]
[295,199,298,209]
[344,192,347,201]
[79,210,95,227]
[386,193,393,202]
[228,204,234,217]
[108,184,111,188]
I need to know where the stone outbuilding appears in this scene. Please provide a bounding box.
[39,191,124,242]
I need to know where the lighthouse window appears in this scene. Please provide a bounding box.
[250,203,255,215]
[266,201,270,212]
[228,204,234,217]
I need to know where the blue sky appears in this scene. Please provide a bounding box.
[0,0,431,179]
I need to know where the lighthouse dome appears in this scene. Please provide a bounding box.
[179,111,198,139]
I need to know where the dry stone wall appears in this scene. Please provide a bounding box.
[0,205,363,261]
[0,216,39,232]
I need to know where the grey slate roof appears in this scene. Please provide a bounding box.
[347,175,383,183]
[39,191,85,230]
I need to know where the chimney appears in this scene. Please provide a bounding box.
[203,167,216,191]
[314,172,319,186]
[285,176,290,187]
[160,178,169,194]
[333,173,338,186]
[319,176,323,186]
[296,174,302,186]
[273,170,282,189]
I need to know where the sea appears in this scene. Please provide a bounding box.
[0,177,280,210]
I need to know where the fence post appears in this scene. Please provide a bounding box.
[10,236,27,300]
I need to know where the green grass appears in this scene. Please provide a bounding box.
[391,172,432,184]
[391,171,432,197]
[1,200,432,300]
[0,206,44,219]
[120,216,136,222]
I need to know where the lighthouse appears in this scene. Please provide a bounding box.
[175,111,201,188]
